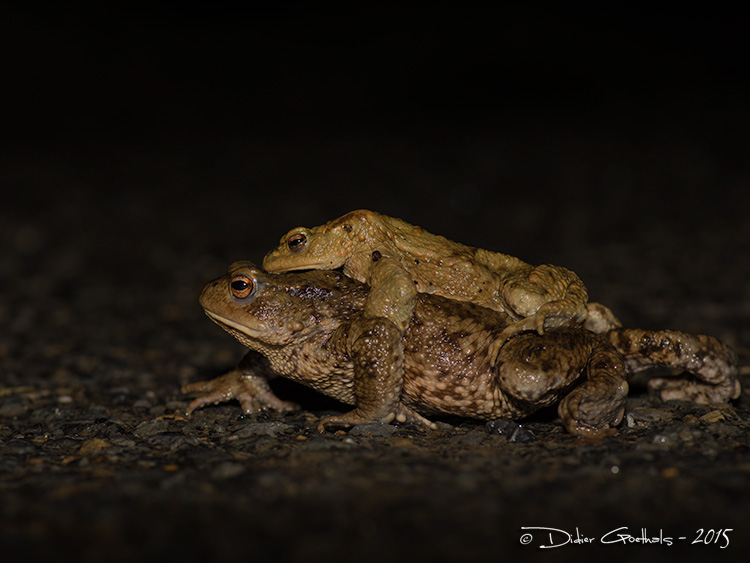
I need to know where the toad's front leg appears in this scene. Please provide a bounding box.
[500,264,589,334]
[318,257,421,432]
[316,316,407,432]
[183,351,298,415]
[490,265,592,366]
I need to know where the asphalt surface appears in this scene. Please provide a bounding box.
[2,10,749,563]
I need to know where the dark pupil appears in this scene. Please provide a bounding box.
[231,280,248,291]
[289,235,305,249]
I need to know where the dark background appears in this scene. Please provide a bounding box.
[2,7,749,562]
[4,7,748,332]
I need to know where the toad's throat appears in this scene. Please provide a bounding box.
[204,310,262,339]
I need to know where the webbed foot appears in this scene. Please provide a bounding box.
[556,346,629,438]
[491,305,586,367]
[607,328,741,405]
[648,375,741,404]
[558,388,625,438]
[182,369,299,416]
[393,403,438,430]
[316,410,393,433]
[316,404,437,433]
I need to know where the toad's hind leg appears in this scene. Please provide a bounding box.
[556,341,628,437]
[496,332,628,437]
[606,329,740,403]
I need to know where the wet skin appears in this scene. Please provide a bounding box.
[184,262,740,437]
[262,210,619,342]
[262,209,621,405]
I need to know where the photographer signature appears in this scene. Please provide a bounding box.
[519,527,731,549]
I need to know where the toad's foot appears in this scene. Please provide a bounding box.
[607,328,740,404]
[583,302,622,333]
[393,403,438,430]
[182,369,299,416]
[558,385,627,438]
[491,302,624,365]
[316,404,437,433]
[557,344,629,438]
[500,264,588,336]
[648,375,741,404]
[316,409,394,433]
[491,302,600,367]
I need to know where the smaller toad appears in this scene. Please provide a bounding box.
[263,209,621,343]
[184,262,740,437]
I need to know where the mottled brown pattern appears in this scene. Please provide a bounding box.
[184,262,740,437]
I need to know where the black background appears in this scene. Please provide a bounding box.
[5,7,748,324]
[2,7,749,563]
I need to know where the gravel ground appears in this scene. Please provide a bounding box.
[2,11,749,563]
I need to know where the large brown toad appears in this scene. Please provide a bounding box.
[183,262,740,437]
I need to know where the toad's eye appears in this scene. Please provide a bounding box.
[287,233,307,252]
[230,275,255,299]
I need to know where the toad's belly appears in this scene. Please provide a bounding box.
[400,361,519,419]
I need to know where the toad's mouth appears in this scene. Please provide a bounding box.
[272,260,342,272]
[203,310,263,340]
